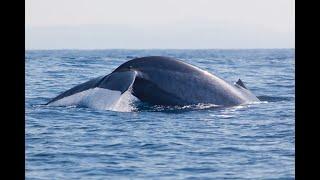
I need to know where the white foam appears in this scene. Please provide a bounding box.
[111,89,138,112]
[49,87,137,112]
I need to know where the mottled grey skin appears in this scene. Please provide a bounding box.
[47,56,259,106]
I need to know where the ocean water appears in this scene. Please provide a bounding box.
[25,49,295,179]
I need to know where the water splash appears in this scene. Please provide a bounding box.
[134,103,221,112]
[47,92,267,113]
[111,89,139,112]
[48,88,138,112]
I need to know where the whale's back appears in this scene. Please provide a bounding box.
[116,56,258,106]
[47,56,259,108]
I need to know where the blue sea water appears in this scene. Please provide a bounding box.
[26,49,295,179]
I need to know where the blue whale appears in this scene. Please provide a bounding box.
[47,56,259,108]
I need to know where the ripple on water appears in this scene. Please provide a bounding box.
[26,49,294,179]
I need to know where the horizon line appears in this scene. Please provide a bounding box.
[25,48,295,51]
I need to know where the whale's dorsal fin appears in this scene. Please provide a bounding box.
[235,79,247,89]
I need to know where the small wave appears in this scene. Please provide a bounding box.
[44,93,279,113]
[43,96,264,113]
[134,103,221,113]
[257,96,293,102]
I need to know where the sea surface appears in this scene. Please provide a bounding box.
[26,49,295,179]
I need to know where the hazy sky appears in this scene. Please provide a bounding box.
[25,0,295,49]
